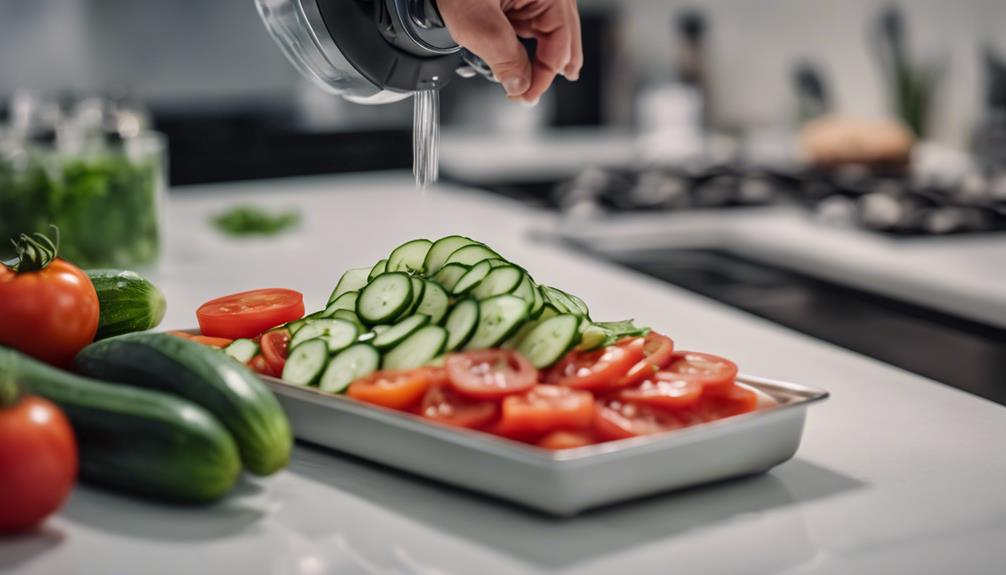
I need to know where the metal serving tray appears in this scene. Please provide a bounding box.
[263,374,828,516]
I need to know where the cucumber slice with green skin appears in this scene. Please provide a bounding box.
[444,298,479,351]
[445,243,499,267]
[282,339,329,386]
[484,258,511,268]
[287,310,327,334]
[517,315,581,368]
[433,263,470,291]
[322,291,358,317]
[368,259,388,281]
[512,274,536,304]
[329,267,370,303]
[452,260,492,295]
[464,295,530,350]
[559,289,590,318]
[388,238,433,274]
[319,343,380,393]
[383,325,448,370]
[331,309,366,332]
[424,235,476,275]
[224,339,259,363]
[470,266,524,300]
[289,318,359,353]
[404,276,426,317]
[542,286,580,316]
[528,281,545,318]
[415,280,449,324]
[372,314,430,350]
[356,272,413,324]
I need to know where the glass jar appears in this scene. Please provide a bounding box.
[0,131,165,269]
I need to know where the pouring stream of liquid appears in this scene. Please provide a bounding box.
[412,89,440,189]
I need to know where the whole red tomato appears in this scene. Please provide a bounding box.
[0,230,99,367]
[0,390,78,533]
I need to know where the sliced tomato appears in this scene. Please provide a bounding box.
[260,329,291,375]
[418,379,499,429]
[190,335,234,349]
[617,332,675,386]
[247,354,276,377]
[445,350,538,400]
[663,351,738,397]
[546,337,646,392]
[347,369,433,410]
[537,430,596,450]
[697,384,759,420]
[494,385,595,439]
[592,398,704,442]
[196,288,305,340]
[614,371,703,410]
[168,331,194,339]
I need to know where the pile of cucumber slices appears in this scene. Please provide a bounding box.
[274,236,648,392]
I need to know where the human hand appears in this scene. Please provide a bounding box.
[437,0,583,105]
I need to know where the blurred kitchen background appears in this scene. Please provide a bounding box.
[2,1,1005,401]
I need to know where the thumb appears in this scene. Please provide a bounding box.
[438,0,532,97]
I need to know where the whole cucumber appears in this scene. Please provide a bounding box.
[86,269,167,339]
[1,346,241,502]
[74,333,292,476]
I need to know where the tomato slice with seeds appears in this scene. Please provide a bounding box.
[495,385,595,439]
[260,329,291,375]
[537,430,596,450]
[348,369,433,410]
[197,288,305,339]
[614,371,703,410]
[445,350,538,400]
[592,398,705,441]
[418,380,499,429]
[696,384,759,420]
[546,337,646,392]
[617,332,675,386]
[663,351,738,397]
[247,354,276,377]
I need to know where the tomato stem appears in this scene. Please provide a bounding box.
[3,226,60,273]
[0,365,19,408]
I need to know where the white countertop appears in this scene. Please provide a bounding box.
[3,173,1005,575]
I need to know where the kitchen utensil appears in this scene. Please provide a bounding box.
[255,0,494,104]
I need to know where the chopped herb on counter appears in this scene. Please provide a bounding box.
[212,206,301,237]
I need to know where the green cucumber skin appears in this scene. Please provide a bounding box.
[74,333,292,476]
[1,346,240,502]
[87,269,167,340]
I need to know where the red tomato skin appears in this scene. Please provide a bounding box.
[0,259,99,367]
[260,330,291,375]
[664,351,738,397]
[617,333,675,387]
[247,354,276,377]
[613,372,703,411]
[417,382,499,429]
[495,385,596,438]
[697,384,759,420]
[196,288,305,339]
[445,350,538,400]
[0,396,78,533]
[592,399,704,442]
[348,370,433,411]
[547,337,646,392]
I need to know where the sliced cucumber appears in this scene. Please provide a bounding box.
[434,263,470,291]
[452,260,492,295]
[542,286,580,316]
[403,276,426,317]
[528,281,545,318]
[356,272,413,324]
[328,267,370,303]
[512,274,536,304]
[330,309,366,332]
[464,294,530,350]
[444,298,479,351]
[289,318,359,353]
[368,259,388,281]
[383,325,447,370]
[485,258,511,268]
[322,291,358,317]
[517,315,581,368]
[372,314,430,350]
[282,339,329,386]
[470,265,524,300]
[285,310,326,334]
[424,235,475,275]
[388,239,432,274]
[224,339,258,363]
[415,280,449,324]
[445,243,499,267]
[319,343,379,393]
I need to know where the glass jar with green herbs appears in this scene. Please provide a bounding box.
[0,132,164,268]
